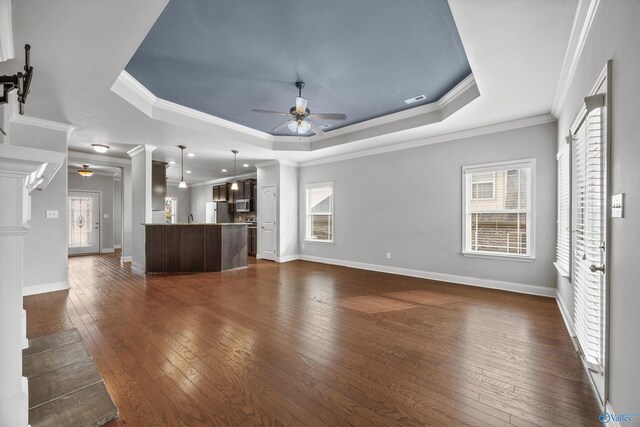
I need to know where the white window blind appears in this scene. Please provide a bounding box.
[462,160,534,258]
[554,143,571,277]
[573,105,605,370]
[305,183,333,242]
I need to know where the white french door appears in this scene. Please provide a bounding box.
[572,90,608,404]
[68,191,100,255]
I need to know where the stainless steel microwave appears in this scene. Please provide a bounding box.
[235,199,251,212]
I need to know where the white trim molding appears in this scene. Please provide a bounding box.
[551,0,602,117]
[100,248,115,254]
[299,114,555,168]
[68,151,131,167]
[556,290,576,337]
[112,70,480,154]
[298,255,555,297]
[121,255,132,263]
[275,255,300,263]
[114,244,122,249]
[22,281,70,297]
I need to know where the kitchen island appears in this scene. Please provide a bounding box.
[145,224,248,273]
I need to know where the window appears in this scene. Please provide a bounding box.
[305,183,333,242]
[471,172,496,200]
[554,142,571,277]
[462,160,534,259]
[165,197,177,224]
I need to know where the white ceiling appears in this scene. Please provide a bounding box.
[0,0,578,184]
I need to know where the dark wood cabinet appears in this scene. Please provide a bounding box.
[151,161,167,211]
[212,184,229,202]
[247,227,257,256]
[227,182,236,212]
[212,185,220,201]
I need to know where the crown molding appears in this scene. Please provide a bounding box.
[0,0,14,61]
[255,159,299,169]
[10,112,76,138]
[551,0,601,117]
[126,144,156,158]
[189,171,257,187]
[68,150,131,166]
[300,113,556,168]
[112,70,479,154]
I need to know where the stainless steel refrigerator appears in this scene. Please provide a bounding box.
[205,202,232,224]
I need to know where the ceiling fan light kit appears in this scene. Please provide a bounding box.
[251,81,346,136]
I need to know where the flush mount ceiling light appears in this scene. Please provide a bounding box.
[91,144,110,153]
[230,150,239,191]
[186,170,192,174]
[168,160,176,165]
[221,169,227,173]
[242,164,249,168]
[78,164,94,178]
[178,145,187,188]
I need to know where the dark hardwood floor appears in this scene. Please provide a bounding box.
[24,251,600,426]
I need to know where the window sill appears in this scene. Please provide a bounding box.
[553,262,571,279]
[305,239,334,244]
[461,251,535,262]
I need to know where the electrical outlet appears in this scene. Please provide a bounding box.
[385,252,391,259]
[46,210,58,219]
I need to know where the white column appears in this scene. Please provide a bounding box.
[121,164,133,263]
[0,144,66,426]
[127,145,155,272]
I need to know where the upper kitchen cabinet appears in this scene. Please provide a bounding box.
[212,184,228,202]
[152,160,167,211]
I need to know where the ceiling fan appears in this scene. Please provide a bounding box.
[252,81,346,136]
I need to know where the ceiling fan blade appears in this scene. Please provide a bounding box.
[309,113,347,120]
[308,120,325,136]
[252,108,290,116]
[272,120,293,133]
[295,97,308,114]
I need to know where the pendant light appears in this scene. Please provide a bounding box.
[178,145,187,188]
[230,150,239,190]
[78,164,94,177]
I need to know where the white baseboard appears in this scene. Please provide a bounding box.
[298,254,555,297]
[100,247,114,253]
[256,254,262,260]
[114,244,121,249]
[556,290,576,337]
[0,388,29,427]
[22,280,70,296]
[276,254,300,263]
[121,255,132,263]
[131,262,145,274]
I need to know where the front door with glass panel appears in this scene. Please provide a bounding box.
[68,191,100,254]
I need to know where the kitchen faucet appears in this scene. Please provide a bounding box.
[188,213,194,224]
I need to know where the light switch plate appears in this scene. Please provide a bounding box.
[103,213,110,219]
[46,210,59,219]
[611,193,624,218]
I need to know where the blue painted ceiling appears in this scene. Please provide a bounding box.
[125,0,471,136]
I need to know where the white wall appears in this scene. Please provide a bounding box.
[555,0,640,415]
[113,178,122,247]
[9,122,69,294]
[257,163,279,258]
[130,148,152,272]
[298,122,557,294]
[166,183,191,223]
[68,172,115,251]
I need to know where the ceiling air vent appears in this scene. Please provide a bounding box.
[318,124,332,129]
[404,94,427,105]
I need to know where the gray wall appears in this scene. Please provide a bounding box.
[555,0,640,415]
[299,121,557,291]
[166,183,191,223]
[113,178,122,247]
[10,122,68,292]
[68,172,115,251]
[189,183,212,224]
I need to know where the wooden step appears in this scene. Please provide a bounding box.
[23,328,118,427]
[29,382,118,427]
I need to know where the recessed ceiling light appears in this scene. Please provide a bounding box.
[168,160,176,165]
[242,164,249,167]
[186,170,192,174]
[92,144,110,153]
[186,153,195,157]
[404,94,427,105]
[221,169,227,172]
